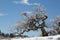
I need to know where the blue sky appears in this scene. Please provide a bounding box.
[0,0,60,36]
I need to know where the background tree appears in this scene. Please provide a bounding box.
[48,16,60,35]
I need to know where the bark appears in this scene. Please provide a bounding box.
[41,27,48,36]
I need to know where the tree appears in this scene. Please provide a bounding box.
[1,33,5,37]
[13,4,49,37]
[10,33,14,38]
[0,30,1,35]
[5,33,9,37]
[48,16,60,35]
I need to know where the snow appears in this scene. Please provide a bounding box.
[1,35,60,40]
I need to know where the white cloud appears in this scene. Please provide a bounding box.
[33,3,40,5]
[13,1,20,4]
[13,0,31,5]
[0,13,8,16]
[13,0,40,6]
[21,0,30,5]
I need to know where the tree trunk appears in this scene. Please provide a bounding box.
[41,27,48,36]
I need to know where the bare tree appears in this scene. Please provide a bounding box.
[13,4,49,37]
[48,16,60,35]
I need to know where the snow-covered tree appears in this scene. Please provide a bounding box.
[48,16,60,35]
[13,4,49,37]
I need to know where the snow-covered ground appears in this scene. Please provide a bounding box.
[0,35,60,40]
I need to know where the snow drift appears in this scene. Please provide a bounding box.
[1,35,60,40]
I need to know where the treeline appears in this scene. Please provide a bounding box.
[0,30,14,38]
[0,30,28,38]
